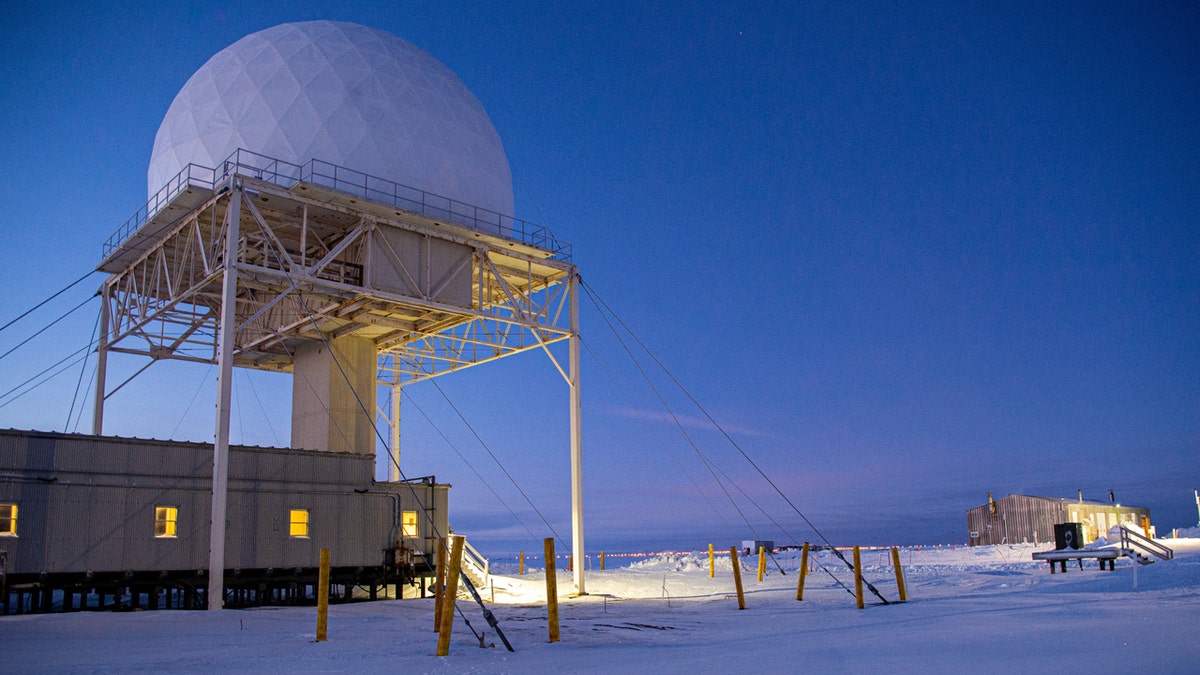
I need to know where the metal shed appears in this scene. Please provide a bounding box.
[966,493,1150,547]
[0,429,448,613]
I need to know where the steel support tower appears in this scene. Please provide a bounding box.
[92,151,586,602]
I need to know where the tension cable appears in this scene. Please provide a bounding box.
[583,279,888,602]
[0,270,97,334]
[282,284,516,649]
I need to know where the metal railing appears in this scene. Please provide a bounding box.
[103,148,572,261]
[1119,524,1174,561]
[102,163,223,259]
[460,537,490,587]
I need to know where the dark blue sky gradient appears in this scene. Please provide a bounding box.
[1,2,1197,549]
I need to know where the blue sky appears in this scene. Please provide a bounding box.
[1,1,1197,551]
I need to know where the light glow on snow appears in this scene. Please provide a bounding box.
[3,539,1198,670]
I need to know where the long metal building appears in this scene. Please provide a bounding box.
[966,493,1151,547]
[0,429,448,613]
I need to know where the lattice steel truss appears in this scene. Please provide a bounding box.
[95,172,577,389]
[93,152,586,601]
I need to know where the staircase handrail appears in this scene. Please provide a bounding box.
[460,537,490,584]
[1119,524,1174,561]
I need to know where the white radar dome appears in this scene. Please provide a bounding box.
[148,21,513,216]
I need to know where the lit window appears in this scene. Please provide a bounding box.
[155,506,178,538]
[402,510,418,538]
[0,503,15,537]
[289,509,309,538]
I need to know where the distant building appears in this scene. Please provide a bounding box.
[966,493,1150,547]
[739,540,775,556]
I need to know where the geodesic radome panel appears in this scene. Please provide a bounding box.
[148,21,514,217]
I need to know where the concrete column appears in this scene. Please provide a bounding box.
[291,335,377,454]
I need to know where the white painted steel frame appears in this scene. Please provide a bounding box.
[93,172,588,593]
[208,181,240,609]
[569,273,584,594]
[94,179,575,381]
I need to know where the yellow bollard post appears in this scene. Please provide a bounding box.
[853,545,864,609]
[730,546,746,610]
[600,550,606,571]
[544,538,560,642]
[433,539,446,631]
[757,546,766,582]
[316,548,330,642]
[891,546,907,602]
[436,535,465,656]
[519,551,525,576]
[708,544,715,578]
[796,542,810,601]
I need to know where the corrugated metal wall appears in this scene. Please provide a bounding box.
[967,494,1151,546]
[0,430,448,575]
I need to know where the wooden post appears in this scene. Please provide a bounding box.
[853,546,864,609]
[708,544,715,578]
[433,539,446,631]
[600,550,605,571]
[568,555,573,572]
[757,546,766,582]
[730,546,746,610]
[545,538,560,642]
[519,551,525,576]
[796,542,810,601]
[316,548,331,641]
[891,546,907,602]
[436,535,465,656]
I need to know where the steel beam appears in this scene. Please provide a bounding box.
[91,282,111,435]
[207,181,241,610]
[568,272,584,594]
[389,384,401,482]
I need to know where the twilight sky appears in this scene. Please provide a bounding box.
[1,1,1197,550]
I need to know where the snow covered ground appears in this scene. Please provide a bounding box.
[4,539,1199,673]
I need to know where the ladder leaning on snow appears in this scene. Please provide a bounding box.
[1118,524,1173,565]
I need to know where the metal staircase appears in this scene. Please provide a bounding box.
[459,537,490,591]
[1118,524,1174,565]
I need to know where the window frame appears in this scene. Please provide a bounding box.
[154,506,178,539]
[289,508,309,538]
[401,510,418,538]
[0,503,16,537]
